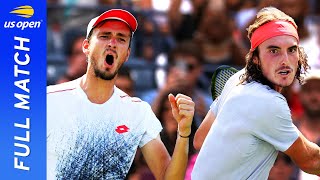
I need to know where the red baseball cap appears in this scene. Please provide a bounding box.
[86,9,138,38]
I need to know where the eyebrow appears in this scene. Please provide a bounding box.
[99,31,130,38]
[266,45,298,49]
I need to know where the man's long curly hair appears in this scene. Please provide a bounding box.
[239,7,310,88]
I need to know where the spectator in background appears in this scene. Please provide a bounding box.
[133,13,175,62]
[56,31,88,84]
[268,152,297,180]
[295,69,320,180]
[156,16,176,55]
[224,0,243,17]
[115,66,135,97]
[168,0,209,42]
[139,40,156,63]
[232,0,258,31]
[56,0,100,32]
[194,6,247,80]
[134,16,161,60]
[47,17,64,56]
[140,40,211,127]
[281,82,304,121]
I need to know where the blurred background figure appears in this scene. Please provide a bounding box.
[295,69,320,180]
[133,15,160,60]
[193,6,247,74]
[126,148,155,180]
[268,152,297,180]
[56,30,87,84]
[232,0,258,32]
[168,0,209,42]
[281,82,304,122]
[115,66,135,97]
[297,71,320,143]
[140,40,211,127]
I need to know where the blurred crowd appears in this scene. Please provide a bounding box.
[47,0,320,179]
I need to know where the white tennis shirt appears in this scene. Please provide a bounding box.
[192,69,299,180]
[47,78,162,179]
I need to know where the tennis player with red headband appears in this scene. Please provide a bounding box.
[192,7,320,179]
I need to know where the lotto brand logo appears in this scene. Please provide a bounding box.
[115,125,130,134]
[10,5,34,18]
[4,5,42,30]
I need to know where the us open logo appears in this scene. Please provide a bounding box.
[4,5,42,30]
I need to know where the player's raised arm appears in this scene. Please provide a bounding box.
[141,93,194,180]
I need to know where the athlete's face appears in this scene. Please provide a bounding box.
[83,20,131,80]
[255,35,299,92]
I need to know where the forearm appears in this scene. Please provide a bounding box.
[163,93,194,179]
[193,110,215,150]
[168,0,182,18]
[193,128,207,150]
[164,135,189,180]
[303,141,320,175]
[168,0,183,30]
[286,133,320,176]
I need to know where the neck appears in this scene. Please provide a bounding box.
[275,86,283,93]
[80,73,115,104]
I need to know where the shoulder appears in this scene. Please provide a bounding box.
[246,82,285,100]
[47,79,79,95]
[114,88,156,121]
[235,82,287,111]
[246,83,291,122]
[114,87,150,107]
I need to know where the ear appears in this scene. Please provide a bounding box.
[82,39,90,56]
[124,48,131,62]
[252,55,259,65]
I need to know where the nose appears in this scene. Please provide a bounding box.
[108,38,116,48]
[281,52,289,65]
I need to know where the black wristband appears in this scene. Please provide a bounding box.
[179,134,190,138]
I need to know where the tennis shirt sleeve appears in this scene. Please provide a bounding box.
[251,95,299,152]
[210,98,219,115]
[139,102,163,148]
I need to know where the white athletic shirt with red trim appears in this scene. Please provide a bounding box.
[47,78,162,179]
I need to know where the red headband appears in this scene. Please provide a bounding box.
[250,20,299,51]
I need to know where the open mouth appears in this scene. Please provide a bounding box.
[105,54,114,66]
[277,66,292,76]
[279,70,290,75]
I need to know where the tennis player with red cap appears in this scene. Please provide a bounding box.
[47,9,195,179]
[192,7,320,179]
